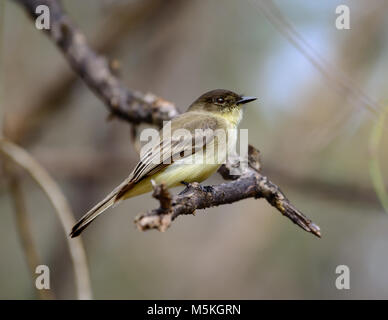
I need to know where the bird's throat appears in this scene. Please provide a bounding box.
[220,108,243,127]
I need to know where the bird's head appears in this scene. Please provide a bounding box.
[188,89,257,116]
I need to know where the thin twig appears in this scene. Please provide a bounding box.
[0,139,92,299]
[8,174,55,299]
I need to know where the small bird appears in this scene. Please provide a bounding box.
[70,89,257,237]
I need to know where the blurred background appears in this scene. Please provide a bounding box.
[1,0,388,299]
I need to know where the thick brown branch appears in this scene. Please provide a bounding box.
[135,146,321,238]
[8,0,172,145]
[15,0,179,126]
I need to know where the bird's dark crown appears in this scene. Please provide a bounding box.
[188,89,256,114]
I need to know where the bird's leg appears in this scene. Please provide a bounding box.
[180,181,190,188]
[180,181,214,194]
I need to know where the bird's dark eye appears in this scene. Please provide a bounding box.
[216,97,225,104]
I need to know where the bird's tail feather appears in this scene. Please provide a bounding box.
[70,194,116,238]
[70,180,132,238]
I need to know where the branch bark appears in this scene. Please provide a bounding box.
[135,146,321,238]
[15,0,178,126]
[7,0,179,145]
[15,0,321,238]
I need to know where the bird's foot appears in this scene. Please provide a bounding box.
[180,181,190,188]
[180,181,214,194]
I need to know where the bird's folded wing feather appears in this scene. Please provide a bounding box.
[127,113,221,185]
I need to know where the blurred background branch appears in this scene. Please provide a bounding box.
[250,0,386,152]
[2,0,53,300]
[7,173,54,299]
[0,139,92,299]
[251,0,381,115]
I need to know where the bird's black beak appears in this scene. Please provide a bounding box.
[236,96,257,105]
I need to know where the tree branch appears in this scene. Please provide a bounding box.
[135,146,321,238]
[7,0,179,145]
[15,0,321,238]
[0,139,92,299]
[15,0,178,126]
[8,174,55,299]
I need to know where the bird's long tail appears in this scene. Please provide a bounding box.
[70,181,133,238]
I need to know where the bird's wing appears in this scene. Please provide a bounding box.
[129,112,221,184]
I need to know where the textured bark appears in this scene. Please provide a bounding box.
[16,0,178,126]
[135,148,321,238]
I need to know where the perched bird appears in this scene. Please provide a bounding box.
[70,89,257,237]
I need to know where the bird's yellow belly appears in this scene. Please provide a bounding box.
[123,124,235,200]
[122,163,221,199]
